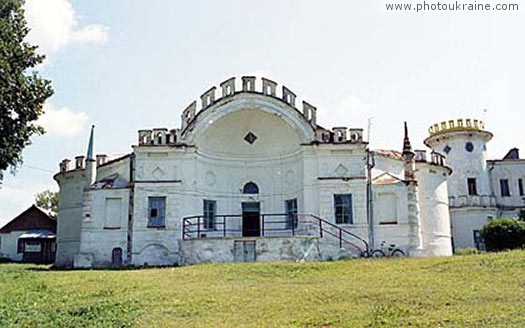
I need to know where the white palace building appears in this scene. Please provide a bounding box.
[53,76,525,268]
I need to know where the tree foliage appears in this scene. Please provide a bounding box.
[35,190,59,219]
[480,218,525,252]
[0,0,53,176]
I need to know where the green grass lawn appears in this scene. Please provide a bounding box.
[1,250,524,327]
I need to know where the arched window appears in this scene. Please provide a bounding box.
[243,182,259,194]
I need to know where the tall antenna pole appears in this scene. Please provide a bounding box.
[367,117,373,143]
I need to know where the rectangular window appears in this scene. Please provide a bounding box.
[467,178,477,196]
[148,197,166,228]
[285,199,298,229]
[203,199,216,230]
[104,197,122,228]
[24,241,41,253]
[334,194,353,224]
[500,179,510,197]
[473,230,485,251]
[519,178,524,196]
[378,193,398,224]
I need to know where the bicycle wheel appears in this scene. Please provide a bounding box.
[371,250,385,258]
[391,249,405,257]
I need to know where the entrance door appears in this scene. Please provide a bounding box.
[112,247,123,267]
[242,202,260,237]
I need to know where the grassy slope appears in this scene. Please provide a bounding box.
[0,250,524,327]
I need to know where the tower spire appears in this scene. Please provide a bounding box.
[85,125,97,187]
[402,121,413,155]
[86,125,95,160]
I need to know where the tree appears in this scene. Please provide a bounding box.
[35,190,59,219]
[0,0,54,181]
[480,218,525,252]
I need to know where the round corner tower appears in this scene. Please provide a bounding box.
[424,118,497,250]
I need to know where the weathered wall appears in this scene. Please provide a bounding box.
[74,188,130,268]
[179,236,360,266]
[54,171,85,267]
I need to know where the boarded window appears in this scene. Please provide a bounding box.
[500,179,510,197]
[105,198,122,228]
[378,193,398,224]
[334,194,353,224]
[203,199,216,230]
[285,199,298,229]
[148,197,166,228]
[467,178,477,196]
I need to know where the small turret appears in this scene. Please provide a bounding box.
[85,125,96,188]
[402,122,422,254]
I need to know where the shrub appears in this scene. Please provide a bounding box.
[481,218,525,251]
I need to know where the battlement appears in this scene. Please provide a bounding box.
[59,154,110,173]
[414,149,447,167]
[136,76,366,146]
[428,118,486,136]
[179,76,319,130]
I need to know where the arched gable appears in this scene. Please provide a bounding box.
[181,92,316,145]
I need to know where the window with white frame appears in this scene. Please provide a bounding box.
[334,194,353,224]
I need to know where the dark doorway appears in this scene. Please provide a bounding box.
[242,202,260,237]
[112,247,123,267]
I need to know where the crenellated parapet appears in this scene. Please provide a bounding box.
[428,118,486,135]
[58,154,112,173]
[177,76,317,131]
[135,76,366,146]
[137,128,181,146]
[413,149,447,167]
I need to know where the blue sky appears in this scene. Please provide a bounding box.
[1,0,523,224]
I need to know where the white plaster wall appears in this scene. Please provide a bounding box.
[0,231,25,261]
[426,131,492,198]
[450,207,497,249]
[372,183,410,252]
[489,160,525,211]
[74,189,130,268]
[97,156,131,184]
[373,154,404,180]
[416,163,453,256]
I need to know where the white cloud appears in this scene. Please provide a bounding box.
[71,24,109,44]
[23,0,108,62]
[38,103,89,137]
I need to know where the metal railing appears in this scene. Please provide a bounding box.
[182,213,369,255]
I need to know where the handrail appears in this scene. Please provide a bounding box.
[308,214,369,253]
[181,213,369,255]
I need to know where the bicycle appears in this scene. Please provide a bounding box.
[370,241,405,257]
